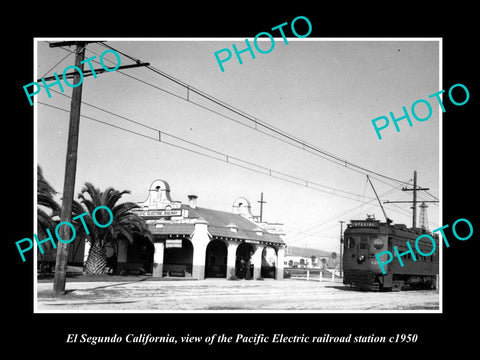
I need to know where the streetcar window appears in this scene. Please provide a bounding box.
[359,236,368,250]
[396,248,410,260]
[345,237,355,249]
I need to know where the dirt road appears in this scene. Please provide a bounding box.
[36,278,440,312]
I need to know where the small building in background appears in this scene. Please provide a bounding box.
[284,246,335,269]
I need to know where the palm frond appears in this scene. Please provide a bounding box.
[73,182,153,269]
[38,193,61,213]
[37,207,58,235]
[37,166,57,196]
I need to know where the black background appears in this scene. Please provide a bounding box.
[6,3,477,355]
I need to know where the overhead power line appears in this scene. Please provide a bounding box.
[44,41,439,204]
[284,187,401,243]
[38,97,377,204]
[95,42,424,190]
[38,42,439,245]
[40,51,73,79]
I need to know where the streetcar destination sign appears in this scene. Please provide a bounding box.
[350,221,379,227]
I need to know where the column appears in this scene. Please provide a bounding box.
[275,246,285,280]
[191,220,210,280]
[252,245,264,280]
[152,242,164,278]
[226,242,239,280]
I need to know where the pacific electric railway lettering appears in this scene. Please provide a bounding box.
[214,16,312,72]
[375,217,474,275]
[134,209,182,217]
[371,83,470,140]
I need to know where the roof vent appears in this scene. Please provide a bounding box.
[227,223,238,233]
[254,228,263,236]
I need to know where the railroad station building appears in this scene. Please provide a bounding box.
[117,179,286,280]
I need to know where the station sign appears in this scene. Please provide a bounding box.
[166,239,183,248]
[134,209,182,217]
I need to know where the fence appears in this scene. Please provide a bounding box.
[285,268,340,282]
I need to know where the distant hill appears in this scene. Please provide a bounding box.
[285,246,333,258]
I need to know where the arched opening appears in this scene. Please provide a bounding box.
[163,238,193,277]
[261,246,277,279]
[205,240,228,278]
[236,242,254,280]
[112,233,154,275]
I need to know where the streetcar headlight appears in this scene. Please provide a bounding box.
[372,238,384,251]
[357,255,366,264]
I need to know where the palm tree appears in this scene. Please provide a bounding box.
[75,182,153,275]
[37,166,60,235]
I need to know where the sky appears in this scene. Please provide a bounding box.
[35,38,440,253]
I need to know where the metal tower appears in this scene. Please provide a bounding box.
[419,202,429,231]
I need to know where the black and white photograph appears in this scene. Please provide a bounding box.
[7,6,478,354]
[33,38,441,313]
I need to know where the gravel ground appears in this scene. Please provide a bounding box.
[36,278,440,312]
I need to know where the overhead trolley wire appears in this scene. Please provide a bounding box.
[95,42,422,189]
[70,41,436,199]
[38,97,378,204]
[284,186,407,243]
[37,42,440,241]
[45,42,439,204]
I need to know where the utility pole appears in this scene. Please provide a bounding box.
[257,192,266,223]
[52,42,86,294]
[46,41,150,294]
[383,170,438,229]
[406,170,420,228]
[339,220,344,277]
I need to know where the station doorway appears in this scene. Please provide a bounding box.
[236,242,254,279]
[163,238,193,277]
[261,246,277,279]
[205,239,228,278]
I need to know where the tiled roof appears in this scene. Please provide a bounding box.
[208,225,283,244]
[185,205,253,228]
[149,223,194,235]
[147,205,284,245]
